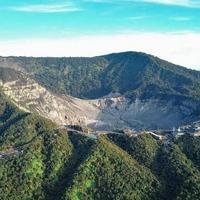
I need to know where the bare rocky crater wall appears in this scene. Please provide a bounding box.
[0,68,198,131]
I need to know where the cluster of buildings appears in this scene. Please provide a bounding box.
[172,121,200,137]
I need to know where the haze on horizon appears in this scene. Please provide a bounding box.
[0,0,199,70]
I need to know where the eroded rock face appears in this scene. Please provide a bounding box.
[90,97,199,130]
[1,72,98,126]
[0,68,199,131]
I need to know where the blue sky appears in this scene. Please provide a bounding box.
[0,0,200,38]
[0,0,200,69]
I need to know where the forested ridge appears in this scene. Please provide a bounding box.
[1,52,200,100]
[0,92,200,200]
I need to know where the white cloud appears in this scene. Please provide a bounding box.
[0,32,200,70]
[170,16,191,21]
[10,3,81,13]
[134,0,200,8]
[84,0,200,8]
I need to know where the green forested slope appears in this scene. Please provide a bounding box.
[0,89,200,200]
[65,135,161,200]
[107,133,160,168]
[1,52,200,100]
[158,144,200,200]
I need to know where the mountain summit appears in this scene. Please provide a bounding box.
[1,51,200,100]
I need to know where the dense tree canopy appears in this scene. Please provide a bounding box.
[1,102,200,200]
[1,52,200,101]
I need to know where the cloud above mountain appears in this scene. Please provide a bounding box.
[0,32,199,70]
[10,3,81,13]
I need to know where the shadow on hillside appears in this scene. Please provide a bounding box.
[0,112,30,133]
[44,132,97,200]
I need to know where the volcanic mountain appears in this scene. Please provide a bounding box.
[0,52,200,131]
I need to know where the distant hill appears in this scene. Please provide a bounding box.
[1,52,200,100]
